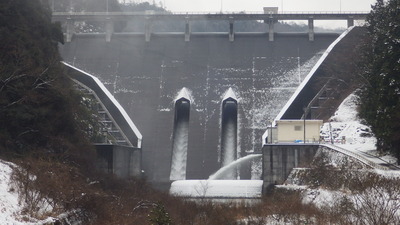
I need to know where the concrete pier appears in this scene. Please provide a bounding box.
[347,18,354,27]
[308,18,314,41]
[229,18,234,42]
[184,19,190,42]
[145,18,151,42]
[65,18,74,42]
[96,144,142,178]
[105,17,113,42]
[268,20,275,41]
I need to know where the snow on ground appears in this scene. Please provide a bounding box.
[320,93,398,166]
[277,92,400,222]
[0,160,22,224]
[302,188,345,209]
[0,160,56,225]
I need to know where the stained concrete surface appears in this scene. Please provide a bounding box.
[60,32,339,182]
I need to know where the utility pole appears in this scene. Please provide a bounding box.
[303,107,308,143]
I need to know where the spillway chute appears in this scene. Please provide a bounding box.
[170,88,192,181]
[220,88,239,179]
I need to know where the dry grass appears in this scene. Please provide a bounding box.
[9,153,400,225]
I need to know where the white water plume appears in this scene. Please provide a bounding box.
[209,154,262,180]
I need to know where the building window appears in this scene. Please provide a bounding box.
[294,125,302,131]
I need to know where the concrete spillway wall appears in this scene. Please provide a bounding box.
[59,32,339,182]
[262,144,319,193]
[96,144,142,178]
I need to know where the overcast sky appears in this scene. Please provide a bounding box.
[125,0,377,28]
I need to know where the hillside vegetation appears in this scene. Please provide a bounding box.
[0,0,93,164]
[0,0,98,221]
[358,0,400,160]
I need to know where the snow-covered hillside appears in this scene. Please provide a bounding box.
[282,93,400,224]
[0,160,23,224]
[320,93,398,165]
[0,160,58,225]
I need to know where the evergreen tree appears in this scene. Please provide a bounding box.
[148,202,173,225]
[358,0,400,160]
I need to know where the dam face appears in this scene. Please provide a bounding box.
[59,33,339,182]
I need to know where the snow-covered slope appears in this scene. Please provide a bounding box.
[0,160,23,224]
[320,93,398,165]
[282,93,400,223]
[0,160,57,225]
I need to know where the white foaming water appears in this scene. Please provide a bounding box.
[170,88,192,181]
[209,154,262,180]
[170,117,189,180]
[220,95,238,179]
[221,119,236,165]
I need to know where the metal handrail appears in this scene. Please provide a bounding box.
[52,11,369,15]
[321,144,389,170]
[170,11,369,15]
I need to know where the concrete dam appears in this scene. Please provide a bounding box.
[59,31,341,183]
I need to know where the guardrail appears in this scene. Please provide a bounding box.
[52,11,369,15]
[52,11,368,21]
[169,11,369,15]
[321,144,389,170]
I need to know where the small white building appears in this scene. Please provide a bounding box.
[267,120,323,143]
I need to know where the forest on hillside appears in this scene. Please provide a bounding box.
[358,0,400,160]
